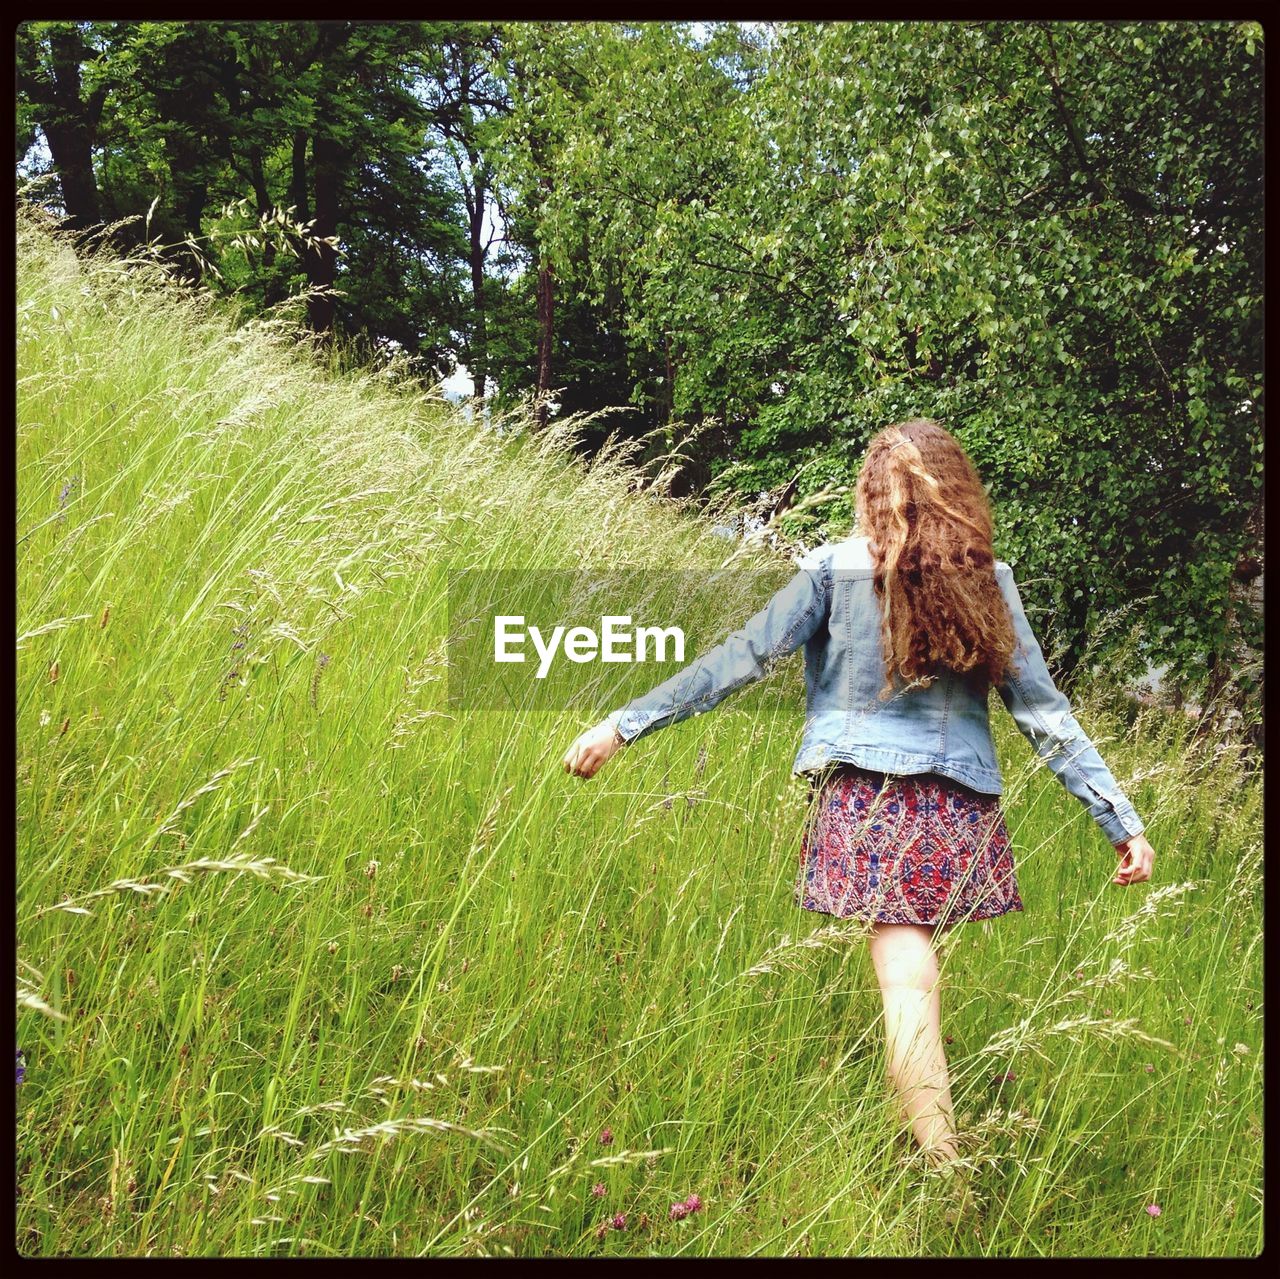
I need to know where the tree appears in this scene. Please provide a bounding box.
[488,23,601,426]
[516,20,1263,702]
[18,20,470,361]
[16,21,116,235]
[418,24,509,398]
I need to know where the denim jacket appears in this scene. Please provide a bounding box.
[605,535,1145,846]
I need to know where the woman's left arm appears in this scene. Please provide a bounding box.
[563,549,831,779]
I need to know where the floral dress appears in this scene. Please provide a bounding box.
[795,764,1023,926]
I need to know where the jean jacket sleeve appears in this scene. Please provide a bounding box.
[604,549,831,744]
[995,569,1145,845]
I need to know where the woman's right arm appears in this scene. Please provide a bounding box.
[994,567,1149,853]
[563,549,831,779]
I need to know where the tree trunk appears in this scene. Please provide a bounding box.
[468,167,488,400]
[248,148,271,217]
[277,129,312,298]
[167,149,208,240]
[288,129,310,221]
[301,22,351,337]
[157,122,210,279]
[153,72,213,245]
[39,27,103,235]
[535,258,555,427]
[306,129,342,335]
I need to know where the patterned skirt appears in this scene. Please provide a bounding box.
[795,764,1023,927]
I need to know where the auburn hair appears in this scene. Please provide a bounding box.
[854,419,1017,701]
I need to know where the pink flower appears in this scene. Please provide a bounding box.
[1144,1063,1155,1074]
[591,1182,607,1198]
[611,1212,627,1230]
[991,1071,1016,1085]
[595,1222,607,1241]
[669,1202,689,1220]
[1146,1204,1162,1218]
[684,1193,703,1213]
[599,1127,613,1146]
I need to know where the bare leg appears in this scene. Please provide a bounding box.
[868,921,959,1163]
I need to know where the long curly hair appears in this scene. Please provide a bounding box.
[854,419,1016,700]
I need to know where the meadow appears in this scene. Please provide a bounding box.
[16,212,1263,1257]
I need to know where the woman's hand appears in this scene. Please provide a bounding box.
[562,721,626,780]
[1112,832,1156,886]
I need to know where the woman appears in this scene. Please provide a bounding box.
[561,418,1156,1167]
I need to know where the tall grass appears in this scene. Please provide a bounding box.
[16,211,1262,1257]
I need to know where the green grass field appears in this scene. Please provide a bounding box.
[16,212,1263,1257]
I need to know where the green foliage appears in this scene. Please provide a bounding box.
[498,21,1262,697]
[18,20,470,362]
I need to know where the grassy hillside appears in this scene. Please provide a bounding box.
[16,213,1262,1257]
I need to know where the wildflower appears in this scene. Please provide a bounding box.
[684,1193,703,1213]
[669,1202,689,1221]
[1146,1204,1162,1217]
[599,1127,613,1146]
[1184,1016,1193,1026]
[594,1222,607,1242]
[16,1050,25,1085]
[1144,1064,1155,1074]
[1233,1043,1250,1056]
[310,652,331,709]
[217,667,239,701]
[611,1212,627,1230]
[57,475,80,516]
[991,1071,1015,1085]
[591,1182,606,1198]
[944,1035,954,1045]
